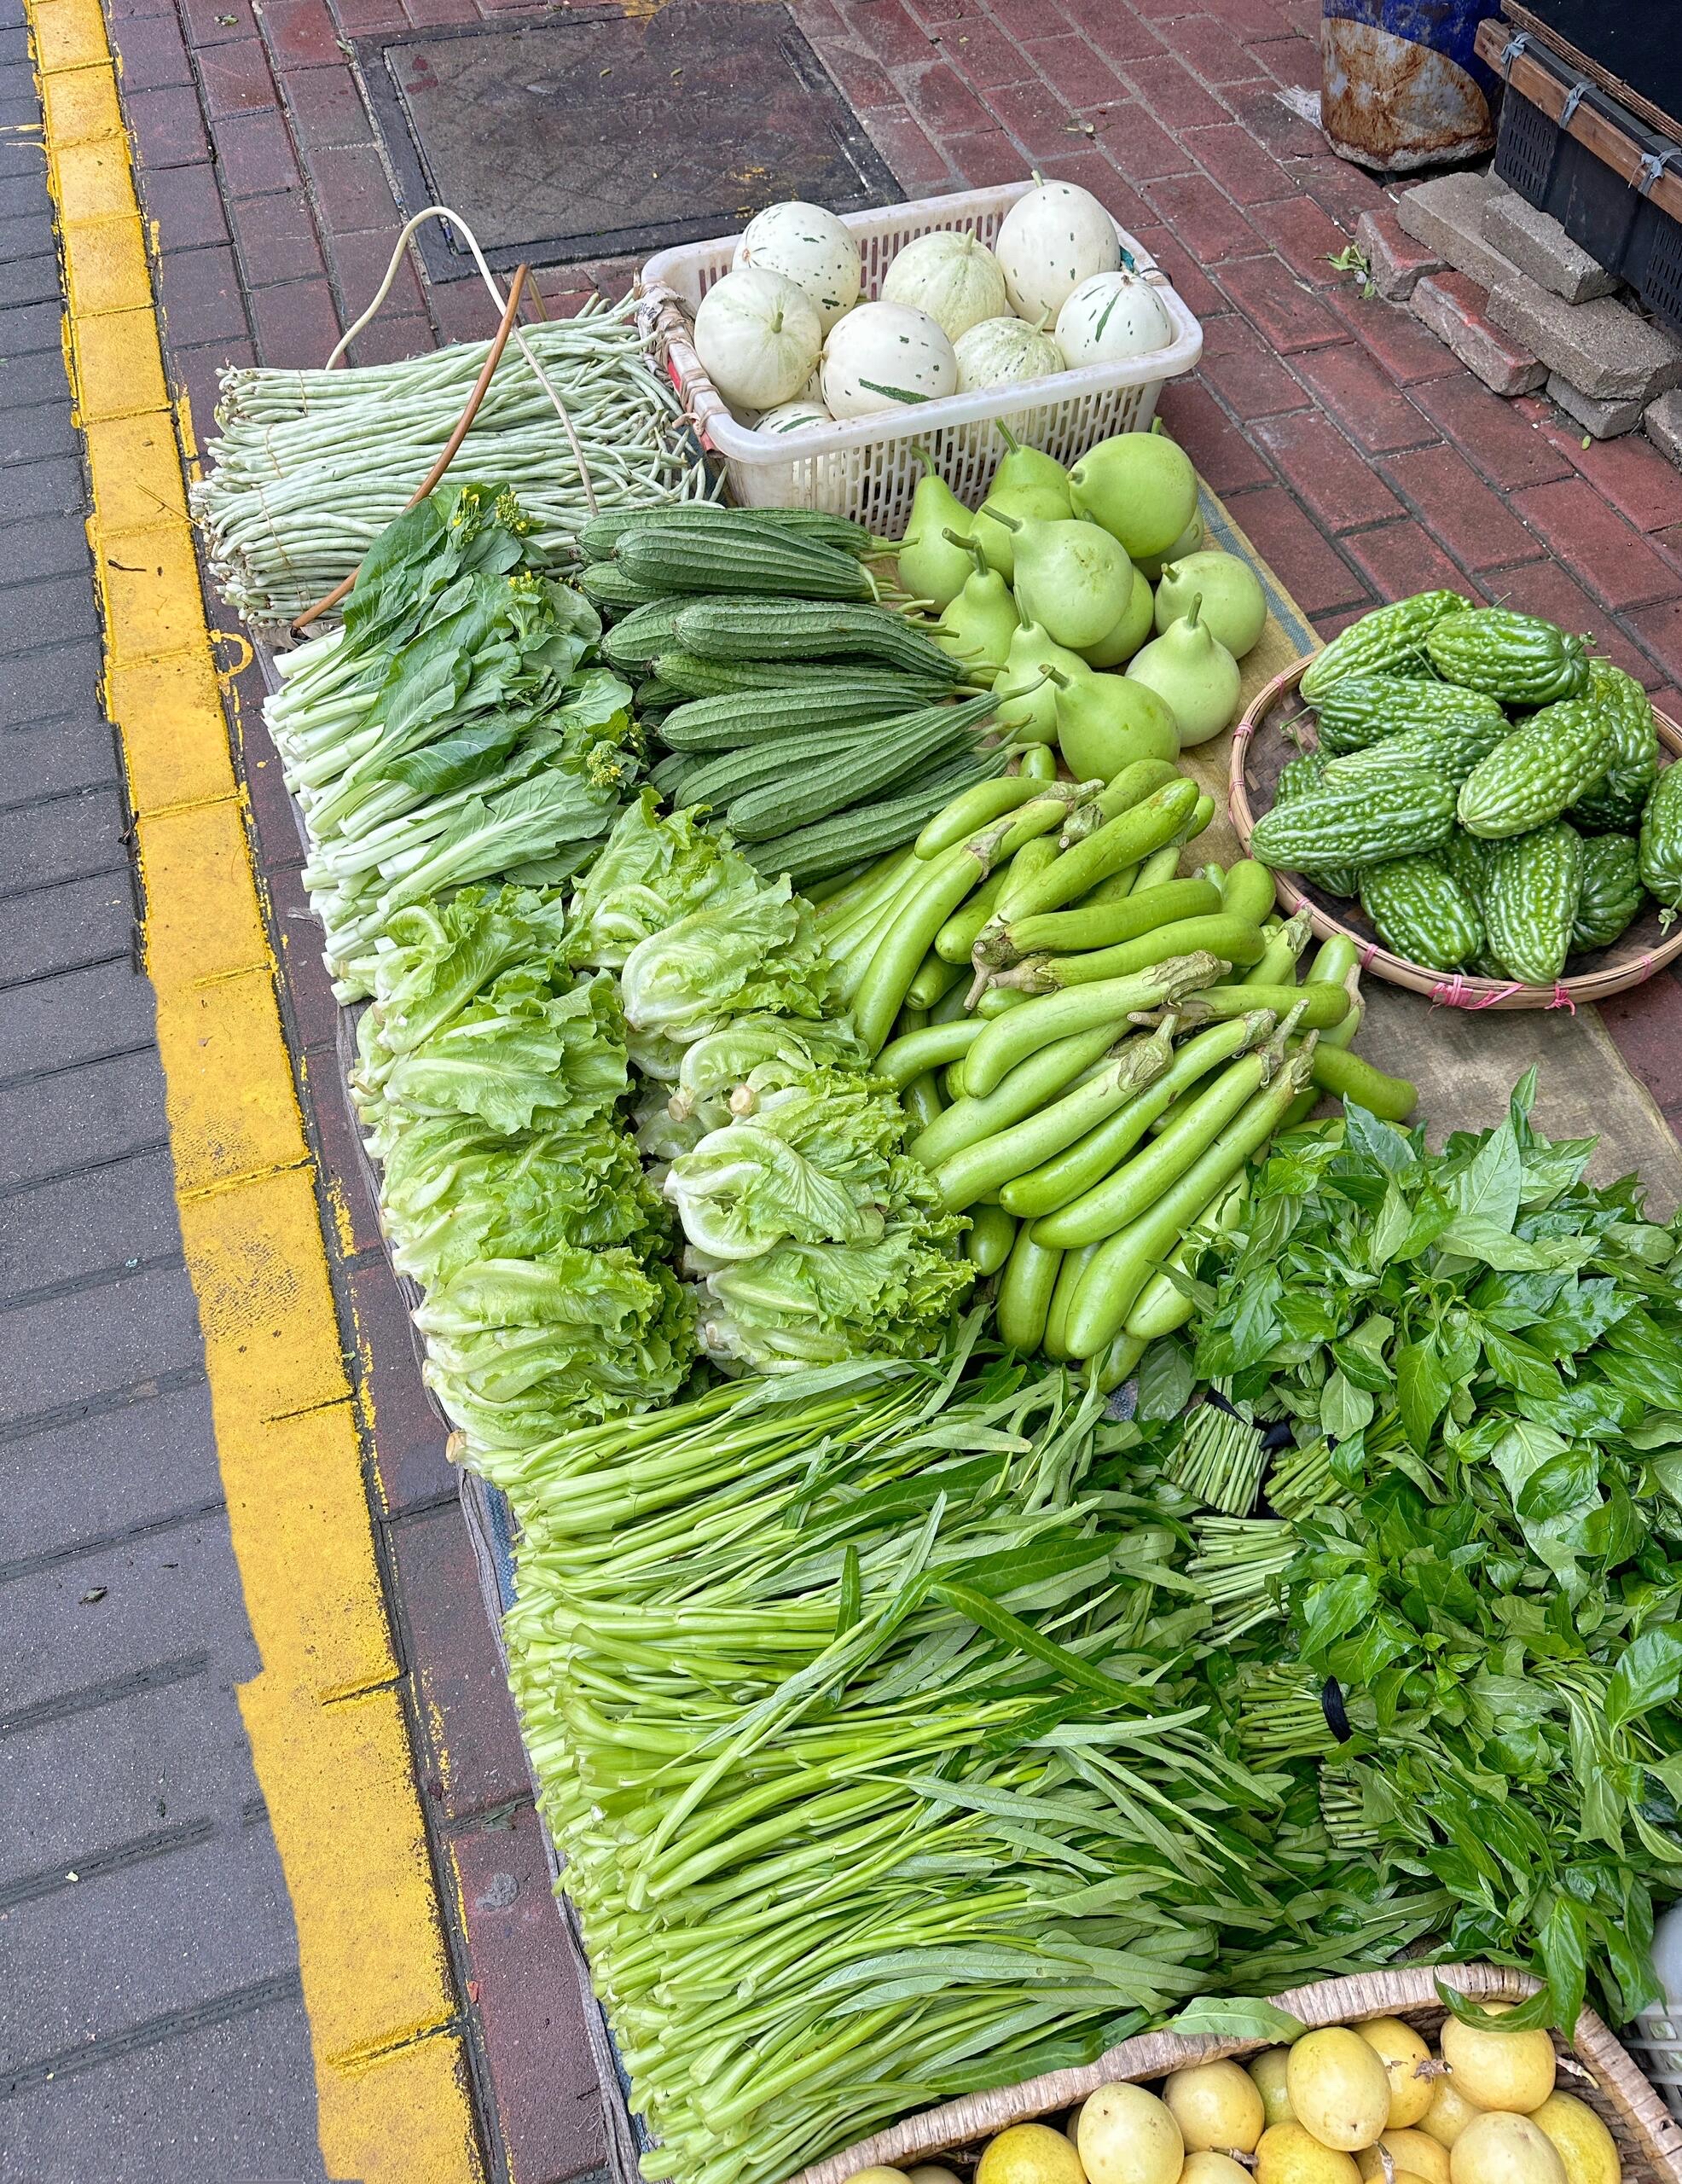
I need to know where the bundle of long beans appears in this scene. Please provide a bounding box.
[193,298,710,624]
[496,1335,1445,2184]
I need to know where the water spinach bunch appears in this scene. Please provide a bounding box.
[498,1332,1430,2184]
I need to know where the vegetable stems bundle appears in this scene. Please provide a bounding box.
[264,484,640,998]
[497,1335,1418,2184]
[194,298,710,624]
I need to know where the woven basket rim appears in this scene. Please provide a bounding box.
[788,1963,1682,2184]
[1227,657,1682,1011]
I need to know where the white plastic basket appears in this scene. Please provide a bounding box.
[636,179,1204,535]
[1632,2013,1682,2123]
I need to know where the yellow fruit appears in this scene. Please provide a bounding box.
[1181,2155,1253,2184]
[849,2172,909,2184]
[1288,2028,1395,2152]
[1164,2063,1267,2154]
[1068,2106,1088,2152]
[1250,2050,1297,2129]
[1078,2082,1185,2184]
[908,2169,964,2184]
[979,2126,1088,2184]
[1360,2021,1436,2131]
[1358,2129,1453,2184]
[1440,2010,1557,2115]
[1449,2111,1568,2184]
[1528,2094,1618,2184]
[1421,2082,1479,2150]
[1256,2122,1364,2184]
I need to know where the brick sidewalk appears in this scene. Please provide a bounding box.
[19,0,1682,2174]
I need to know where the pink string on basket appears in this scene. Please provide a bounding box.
[1427,976,1576,1013]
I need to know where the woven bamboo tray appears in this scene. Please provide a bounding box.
[1229,658,1682,1012]
[792,1963,1682,2184]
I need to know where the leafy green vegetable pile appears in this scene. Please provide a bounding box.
[496,1332,1430,2184]
[352,884,693,1452]
[265,483,639,998]
[566,793,976,1373]
[1143,1068,1682,2030]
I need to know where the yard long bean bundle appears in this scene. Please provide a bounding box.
[194,295,710,624]
[497,1336,1443,2184]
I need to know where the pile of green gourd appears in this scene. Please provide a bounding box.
[895,423,1269,775]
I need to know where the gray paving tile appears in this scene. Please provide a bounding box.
[0,1262,204,1426]
[0,1669,260,1885]
[0,1513,258,1716]
[0,1147,178,1300]
[0,1990,327,2184]
[0,568,99,650]
[0,639,104,730]
[0,27,29,65]
[0,786,128,894]
[0,1820,300,2071]
[0,298,61,357]
[0,345,72,415]
[0,1381,222,1567]
[0,1046,168,1188]
[0,451,85,522]
[0,869,133,985]
[0,394,75,465]
[0,508,91,582]
[0,168,49,224]
[0,955,156,1081]
[0,718,121,801]
[0,250,59,311]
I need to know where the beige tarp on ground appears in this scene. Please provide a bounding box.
[1183,490,1682,1212]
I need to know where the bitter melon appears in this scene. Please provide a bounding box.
[1311,672,1506,755]
[1424,607,1590,704]
[1298,591,1468,702]
[1639,761,1682,915]
[1325,717,1507,790]
[1455,694,1612,839]
[1575,661,1660,833]
[1570,833,1644,953]
[1274,746,1359,895]
[1482,820,1585,986]
[1250,770,1457,870]
[1360,854,1483,971]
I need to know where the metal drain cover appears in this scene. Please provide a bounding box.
[364,2,901,281]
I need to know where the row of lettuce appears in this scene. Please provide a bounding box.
[267,481,1682,2184]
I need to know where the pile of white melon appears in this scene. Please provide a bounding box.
[689,179,1176,434]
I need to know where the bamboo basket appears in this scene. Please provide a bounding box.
[792,1964,1682,2184]
[1228,658,1682,1011]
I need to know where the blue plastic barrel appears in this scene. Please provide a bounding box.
[1322,0,1504,171]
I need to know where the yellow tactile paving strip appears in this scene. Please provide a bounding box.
[24,0,484,2173]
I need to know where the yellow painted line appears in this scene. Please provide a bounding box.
[26,3,484,2175]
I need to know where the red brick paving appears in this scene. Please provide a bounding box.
[87,0,1682,2169]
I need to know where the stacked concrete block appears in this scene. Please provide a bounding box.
[1392,165,1682,462]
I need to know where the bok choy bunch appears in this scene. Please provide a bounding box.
[353,883,693,1453]
[265,483,639,998]
[498,1336,1424,2184]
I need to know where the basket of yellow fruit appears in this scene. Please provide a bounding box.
[792,1964,1682,2184]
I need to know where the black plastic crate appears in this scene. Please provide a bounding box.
[1493,41,1682,336]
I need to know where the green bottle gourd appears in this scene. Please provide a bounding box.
[894,448,977,612]
[1067,420,1198,561]
[979,505,1133,652]
[930,535,1020,682]
[1054,672,1180,783]
[1078,557,1153,667]
[972,423,1073,582]
[1124,593,1241,747]
[995,619,1091,743]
